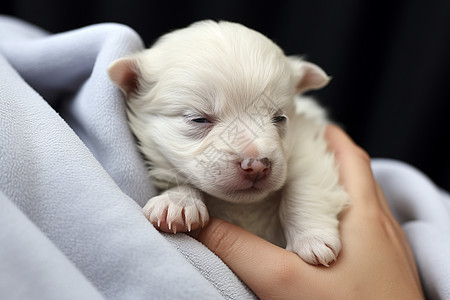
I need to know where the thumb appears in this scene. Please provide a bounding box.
[197,217,303,299]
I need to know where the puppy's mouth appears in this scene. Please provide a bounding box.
[193,156,285,202]
[215,158,277,195]
[237,177,270,190]
[225,175,274,197]
[212,177,274,203]
[198,167,283,203]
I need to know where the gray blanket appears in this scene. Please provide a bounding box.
[0,15,449,299]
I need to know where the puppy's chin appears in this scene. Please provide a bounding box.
[206,188,272,204]
[198,175,284,204]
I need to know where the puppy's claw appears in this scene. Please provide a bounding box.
[287,234,341,267]
[143,192,209,234]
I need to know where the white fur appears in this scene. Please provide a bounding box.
[108,20,348,266]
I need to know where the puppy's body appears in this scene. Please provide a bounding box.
[109,21,348,266]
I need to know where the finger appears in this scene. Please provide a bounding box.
[327,127,415,278]
[373,184,410,260]
[325,125,379,208]
[197,218,305,299]
[374,183,422,288]
[326,125,423,296]
[374,182,391,214]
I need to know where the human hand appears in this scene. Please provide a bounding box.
[197,125,424,299]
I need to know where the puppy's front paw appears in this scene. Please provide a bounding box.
[143,188,209,233]
[287,232,341,267]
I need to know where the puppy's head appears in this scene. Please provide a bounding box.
[109,20,329,203]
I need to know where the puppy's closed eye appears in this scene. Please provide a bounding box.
[191,117,212,124]
[185,113,214,126]
[271,115,287,123]
[183,114,214,139]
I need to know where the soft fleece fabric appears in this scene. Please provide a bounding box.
[0,16,448,299]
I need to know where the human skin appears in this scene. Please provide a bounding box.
[197,125,424,300]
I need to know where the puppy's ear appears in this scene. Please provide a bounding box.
[108,57,140,96]
[288,57,330,94]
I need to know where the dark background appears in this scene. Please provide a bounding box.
[2,0,450,191]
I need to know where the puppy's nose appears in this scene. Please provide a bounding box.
[239,157,271,181]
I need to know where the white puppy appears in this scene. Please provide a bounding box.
[108,20,348,266]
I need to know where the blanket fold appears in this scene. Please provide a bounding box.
[0,16,253,300]
[0,15,448,299]
[373,159,450,300]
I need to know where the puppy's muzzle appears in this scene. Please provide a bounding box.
[239,157,271,182]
